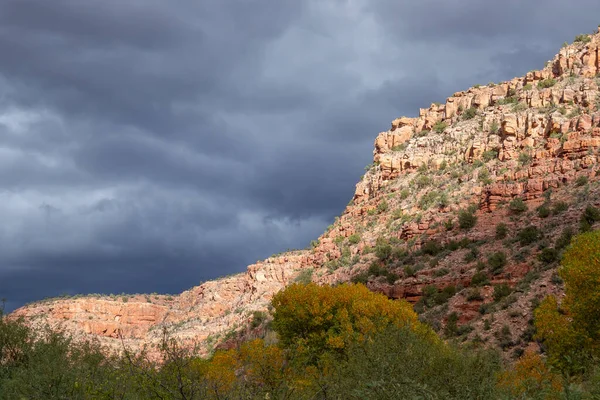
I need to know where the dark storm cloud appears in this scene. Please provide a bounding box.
[2,0,600,311]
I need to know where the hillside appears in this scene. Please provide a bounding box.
[12,27,600,358]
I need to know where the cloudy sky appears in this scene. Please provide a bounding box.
[1,0,599,311]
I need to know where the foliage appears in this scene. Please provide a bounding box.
[294,268,313,284]
[463,107,477,120]
[495,223,508,239]
[347,233,361,245]
[458,209,477,230]
[509,197,528,213]
[518,225,540,245]
[324,325,501,399]
[433,121,448,133]
[497,350,563,398]
[471,271,490,286]
[271,283,431,362]
[488,252,507,275]
[493,284,511,302]
[574,34,592,43]
[537,78,557,89]
[535,230,600,374]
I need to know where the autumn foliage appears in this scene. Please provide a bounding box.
[497,350,563,399]
[534,230,600,372]
[271,282,433,360]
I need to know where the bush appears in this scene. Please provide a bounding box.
[347,233,361,245]
[576,175,589,186]
[458,209,478,230]
[482,150,498,161]
[463,107,477,120]
[490,121,500,134]
[445,312,459,337]
[518,225,540,245]
[294,268,314,284]
[467,288,484,301]
[433,121,448,133]
[537,78,557,89]
[517,150,531,165]
[538,248,558,264]
[495,223,508,239]
[471,271,490,287]
[421,240,443,256]
[556,227,574,250]
[375,239,393,261]
[250,311,268,329]
[553,201,569,214]
[574,34,592,43]
[493,284,512,302]
[488,252,507,275]
[537,204,550,218]
[509,198,528,213]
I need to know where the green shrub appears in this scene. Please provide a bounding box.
[375,241,393,261]
[377,200,389,213]
[488,252,507,275]
[250,311,268,329]
[509,198,528,213]
[467,288,484,301]
[347,233,361,245]
[537,78,557,89]
[555,227,574,250]
[518,152,532,165]
[576,175,589,186]
[445,312,459,337]
[471,271,490,287]
[490,121,500,134]
[537,204,550,218]
[294,268,314,284]
[581,205,600,232]
[463,107,477,120]
[538,248,559,264]
[433,121,448,133]
[482,150,498,161]
[496,223,508,239]
[458,209,478,230]
[523,83,533,91]
[421,240,443,256]
[552,201,569,214]
[574,34,592,43]
[493,284,511,302]
[518,226,540,245]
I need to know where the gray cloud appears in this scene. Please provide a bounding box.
[1,0,600,311]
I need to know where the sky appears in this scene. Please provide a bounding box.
[1,0,599,312]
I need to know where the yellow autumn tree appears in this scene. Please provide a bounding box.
[497,350,563,399]
[204,338,294,398]
[534,230,600,373]
[271,283,435,362]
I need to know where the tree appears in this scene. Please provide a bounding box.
[534,230,600,373]
[271,283,434,362]
[497,350,562,399]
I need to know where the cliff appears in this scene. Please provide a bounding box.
[12,27,600,357]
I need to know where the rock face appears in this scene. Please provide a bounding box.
[12,29,600,356]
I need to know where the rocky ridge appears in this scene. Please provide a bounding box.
[12,28,600,357]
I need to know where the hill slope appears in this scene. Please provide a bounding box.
[12,27,600,357]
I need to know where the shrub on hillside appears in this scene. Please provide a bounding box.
[509,198,528,213]
[518,226,540,245]
[458,209,477,230]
